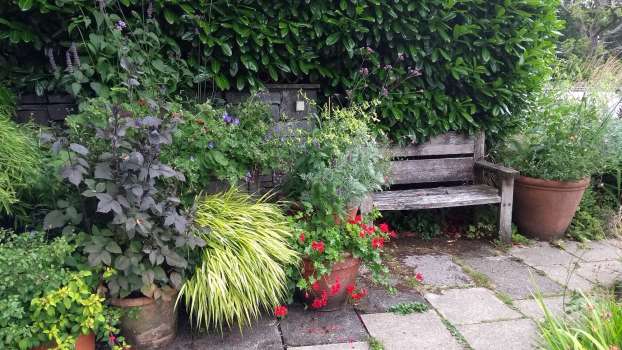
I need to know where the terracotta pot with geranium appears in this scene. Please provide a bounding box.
[278,102,392,310]
[290,211,395,311]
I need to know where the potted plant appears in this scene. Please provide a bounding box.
[42,96,204,348]
[499,88,619,240]
[291,212,395,310]
[280,102,392,309]
[0,231,125,350]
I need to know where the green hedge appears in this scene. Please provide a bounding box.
[1,0,561,141]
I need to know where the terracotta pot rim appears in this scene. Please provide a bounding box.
[516,175,590,190]
[109,289,178,308]
[110,296,155,308]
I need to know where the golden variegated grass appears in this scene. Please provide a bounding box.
[0,91,42,214]
[537,291,622,349]
[179,189,299,331]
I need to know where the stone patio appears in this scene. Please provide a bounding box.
[171,237,622,349]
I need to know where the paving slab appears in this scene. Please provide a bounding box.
[192,316,283,350]
[361,311,462,350]
[575,260,622,286]
[533,264,593,292]
[561,241,622,262]
[514,296,567,322]
[354,277,427,314]
[457,318,538,350]
[402,254,473,288]
[463,256,563,299]
[603,238,622,250]
[510,242,578,267]
[279,304,368,347]
[425,288,522,325]
[288,342,369,350]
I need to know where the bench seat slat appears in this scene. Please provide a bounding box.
[372,185,501,211]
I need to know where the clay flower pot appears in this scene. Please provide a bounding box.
[513,175,590,241]
[110,291,178,350]
[302,253,361,311]
[31,333,95,350]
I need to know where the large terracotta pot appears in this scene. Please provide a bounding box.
[31,333,95,350]
[110,291,178,350]
[302,253,361,311]
[514,175,589,241]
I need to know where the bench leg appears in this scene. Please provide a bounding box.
[499,176,515,244]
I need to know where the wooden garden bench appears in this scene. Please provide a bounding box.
[361,132,518,243]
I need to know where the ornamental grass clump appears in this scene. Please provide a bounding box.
[179,189,298,331]
[537,292,622,349]
[0,86,42,214]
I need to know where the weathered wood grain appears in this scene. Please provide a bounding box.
[389,132,475,158]
[389,157,474,184]
[372,185,501,211]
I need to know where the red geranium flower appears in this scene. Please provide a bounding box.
[415,272,424,282]
[389,230,398,238]
[359,230,366,238]
[346,284,356,295]
[312,280,320,291]
[274,305,288,318]
[330,277,341,296]
[365,225,376,234]
[379,223,390,233]
[299,232,305,243]
[311,240,325,253]
[348,215,362,225]
[371,237,384,249]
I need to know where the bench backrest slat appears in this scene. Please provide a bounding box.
[388,132,484,184]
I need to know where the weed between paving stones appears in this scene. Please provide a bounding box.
[368,336,384,350]
[387,302,429,315]
[439,314,473,350]
[453,257,493,289]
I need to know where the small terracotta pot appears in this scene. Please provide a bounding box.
[110,291,178,350]
[31,333,95,350]
[513,175,589,241]
[302,253,361,311]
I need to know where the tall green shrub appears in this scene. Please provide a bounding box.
[2,0,561,141]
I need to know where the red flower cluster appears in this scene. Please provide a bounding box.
[330,277,341,296]
[371,237,384,249]
[346,283,368,301]
[348,215,363,225]
[274,305,288,318]
[311,240,325,253]
[299,232,305,243]
[311,290,328,309]
[415,272,424,283]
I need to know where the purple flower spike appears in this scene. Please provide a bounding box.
[232,118,240,126]
[397,52,405,61]
[115,20,126,31]
[359,67,369,76]
[207,141,215,149]
[222,112,232,124]
[381,87,389,97]
[384,64,392,70]
[366,47,374,54]
[408,67,422,77]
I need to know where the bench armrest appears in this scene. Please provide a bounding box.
[474,160,518,178]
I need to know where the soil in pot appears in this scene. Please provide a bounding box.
[513,175,589,241]
[31,333,95,350]
[110,291,177,350]
[302,254,361,311]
